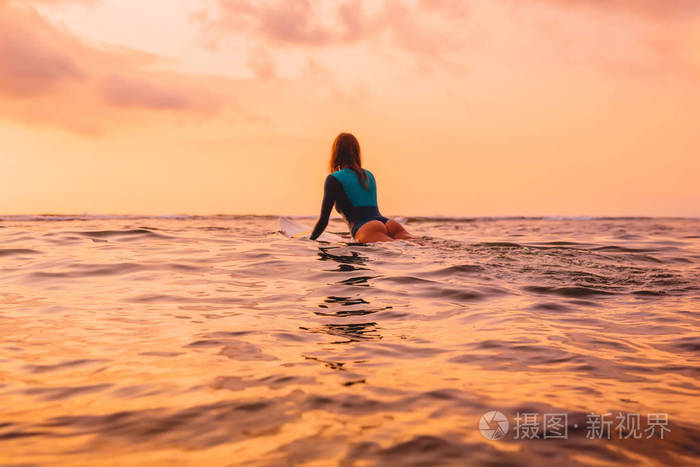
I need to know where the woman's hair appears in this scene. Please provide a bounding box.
[329,132,368,189]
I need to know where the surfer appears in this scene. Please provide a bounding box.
[310,132,413,243]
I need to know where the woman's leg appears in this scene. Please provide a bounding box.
[354,220,394,243]
[385,219,413,239]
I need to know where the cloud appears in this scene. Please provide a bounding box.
[0,2,221,133]
[516,0,700,82]
[193,0,368,47]
[257,0,333,45]
[523,0,700,20]
[337,2,369,42]
[23,0,96,3]
[0,32,84,97]
[418,0,469,18]
[191,0,471,76]
[382,0,466,67]
[246,47,277,80]
[0,3,87,98]
[99,75,195,110]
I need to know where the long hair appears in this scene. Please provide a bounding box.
[328,132,368,189]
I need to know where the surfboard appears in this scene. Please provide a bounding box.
[279,217,347,242]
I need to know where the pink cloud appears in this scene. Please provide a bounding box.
[16,0,98,5]
[0,3,88,98]
[257,0,332,45]
[508,0,700,84]
[418,0,469,17]
[26,0,97,3]
[0,2,222,132]
[246,47,277,80]
[192,0,471,75]
[382,0,464,61]
[524,0,700,19]
[99,75,194,110]
[193,0,358,47]
[337,2,369,42]
[0,32,84,97]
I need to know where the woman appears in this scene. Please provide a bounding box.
[310,132,412,243]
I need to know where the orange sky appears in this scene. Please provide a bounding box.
[1,0,699,216]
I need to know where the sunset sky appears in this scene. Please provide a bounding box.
[1,0,699,217]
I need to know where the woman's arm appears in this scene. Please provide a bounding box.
[309,175,337,240]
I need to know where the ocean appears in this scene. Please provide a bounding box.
[1,215,699,466]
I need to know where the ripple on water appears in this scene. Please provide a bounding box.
[24,359,106,373]
[1,216,699,466]
[0,248,41,257]
[523,285,616,297]
[73,229,170,239]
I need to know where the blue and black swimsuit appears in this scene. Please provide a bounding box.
[310,168,388,240]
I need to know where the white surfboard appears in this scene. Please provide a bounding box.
[279,217,347,242]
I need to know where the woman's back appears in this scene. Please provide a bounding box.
[330,168,378,207]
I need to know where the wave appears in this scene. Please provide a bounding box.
[1,214,698,222]
[73,229,170,239]
[0,214,282,222]
[0,248,41,257]
[523,285,616,297]
[404,215,699,222]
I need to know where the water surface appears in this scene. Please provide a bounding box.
[1,215,699,466]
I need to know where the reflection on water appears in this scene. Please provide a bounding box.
[301,321,381,343]
[0,215,699,466]
[318,245,369,271]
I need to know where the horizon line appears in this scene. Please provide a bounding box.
[1,213,698,221]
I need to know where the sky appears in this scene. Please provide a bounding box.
[1,0,699,217]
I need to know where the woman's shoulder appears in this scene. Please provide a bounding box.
[330,168,374,181]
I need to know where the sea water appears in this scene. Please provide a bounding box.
[1,215,698,466]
